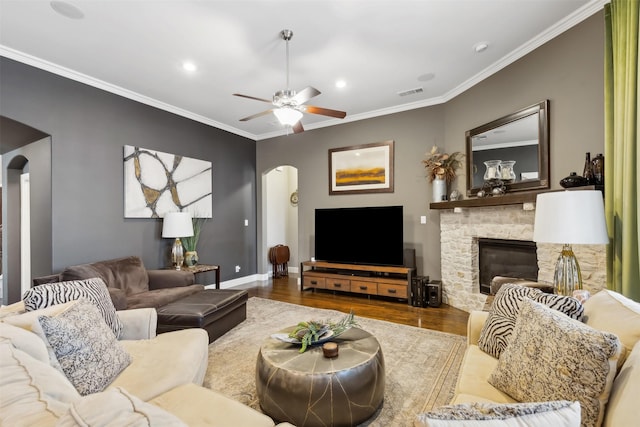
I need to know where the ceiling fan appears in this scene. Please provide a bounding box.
[233,29,347,134]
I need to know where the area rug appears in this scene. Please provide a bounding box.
[203,297,466,426]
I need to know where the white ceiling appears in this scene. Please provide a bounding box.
[0,0,605,141]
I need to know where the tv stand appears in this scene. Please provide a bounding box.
[300,261,413,303]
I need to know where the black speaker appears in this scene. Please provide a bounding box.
[410,275,428,307]
[427,281,442,307]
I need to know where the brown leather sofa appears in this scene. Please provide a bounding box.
[33,256,248,342]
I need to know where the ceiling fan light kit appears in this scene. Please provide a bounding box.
[233,29,346,134]
[274,107,303,126]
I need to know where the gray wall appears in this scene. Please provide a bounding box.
[257,106,446,278]
[444,12,605,191]
[0,58,257,285]
[257,11,605,278]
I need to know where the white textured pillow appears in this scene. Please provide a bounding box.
[2,301,77,371]
[489,299,622,427]
[23,278,123,338]
[56,387,186,427]
[0,322,50,365]
[478,283,584,358]
[0,339,80,426]
[603,340,640,427]
[38,299,131,396]
[583,289,640,356]
[414,400,581,427]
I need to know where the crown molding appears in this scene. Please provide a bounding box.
[0,45,259,141]
[1,0,606,142]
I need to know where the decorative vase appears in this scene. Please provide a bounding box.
[184,251,199,267]
[432,177,447,202]
[500,160,516,182]
[483,160,502,181]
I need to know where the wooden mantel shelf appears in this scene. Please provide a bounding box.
[429,186,602,210]
[429,191,540,210]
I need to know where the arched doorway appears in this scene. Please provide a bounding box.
[1,116,51,304]
[264,165,298,277]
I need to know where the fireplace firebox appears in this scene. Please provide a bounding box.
[478,238,538,295]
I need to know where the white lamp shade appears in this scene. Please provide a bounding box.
[533,190,608,245]
[274,107,303,126]
[162,212,194,238]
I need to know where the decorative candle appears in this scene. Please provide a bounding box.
[322,342,339,358]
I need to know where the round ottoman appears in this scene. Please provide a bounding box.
[256,327,385,427]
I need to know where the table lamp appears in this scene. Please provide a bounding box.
[162,212,194,270]
[533,190,608,296]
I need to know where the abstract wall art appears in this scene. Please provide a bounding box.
[124,145,212,218]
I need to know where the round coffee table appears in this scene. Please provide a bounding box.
[256,327,385,427]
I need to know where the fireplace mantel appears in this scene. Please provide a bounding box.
[430,186,602,210]
[430,191,539,210]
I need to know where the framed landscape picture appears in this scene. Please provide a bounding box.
[329,140,394,195]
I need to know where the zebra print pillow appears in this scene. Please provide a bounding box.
[478,283,584,359]
[23,278,122,338]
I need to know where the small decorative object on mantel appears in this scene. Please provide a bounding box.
[449,189,461,201]
[272,311,358,353]
[422,146,464,203]
[591,153,604,186]
[583,152,594,184]
[476,159,516,197]
[560,172,589,188]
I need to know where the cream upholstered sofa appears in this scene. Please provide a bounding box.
[416,289,639,427]
[0,301,292,427]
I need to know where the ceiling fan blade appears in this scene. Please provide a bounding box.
[233,93,273,104]
[291,86,321,105]
[292,121,304,134]
[239,109,274,121]
[304,105,347,119]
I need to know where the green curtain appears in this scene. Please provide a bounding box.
[604,0,640,301]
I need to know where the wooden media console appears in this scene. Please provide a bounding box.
[300,261,413,303]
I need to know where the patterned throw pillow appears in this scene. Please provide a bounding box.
[478,283,584,358]
[415,400,581,427]
[488,299,622,427]
[38,299,131,396]
[23,278,123,338]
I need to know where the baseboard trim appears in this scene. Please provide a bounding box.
[204,273,269,290]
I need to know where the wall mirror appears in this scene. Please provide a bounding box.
[465,100,550,197]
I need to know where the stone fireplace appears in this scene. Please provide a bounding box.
[478,238,538,295]
[438,203,607,313]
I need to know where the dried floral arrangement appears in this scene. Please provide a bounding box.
[422,146,464,183]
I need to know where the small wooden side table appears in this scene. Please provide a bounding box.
[182,264,220,289]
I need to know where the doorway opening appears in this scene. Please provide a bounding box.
[264,166,298,278]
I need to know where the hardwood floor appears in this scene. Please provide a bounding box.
[235,275,469,336]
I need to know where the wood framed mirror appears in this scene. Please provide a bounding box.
[465,100,550,197]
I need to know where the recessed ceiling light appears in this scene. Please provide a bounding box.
[182,62,197,72]
[473,42,489,53]
[50,1,84,19]
[335,79,347,89]
[417,73,435,82]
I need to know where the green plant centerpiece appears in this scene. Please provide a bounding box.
[288,311,358,353]
[181,217,207,266]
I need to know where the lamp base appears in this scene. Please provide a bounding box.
[553,244,582,296]
[171,238,185,270]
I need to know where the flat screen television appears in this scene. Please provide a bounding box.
[314,205,404,266]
